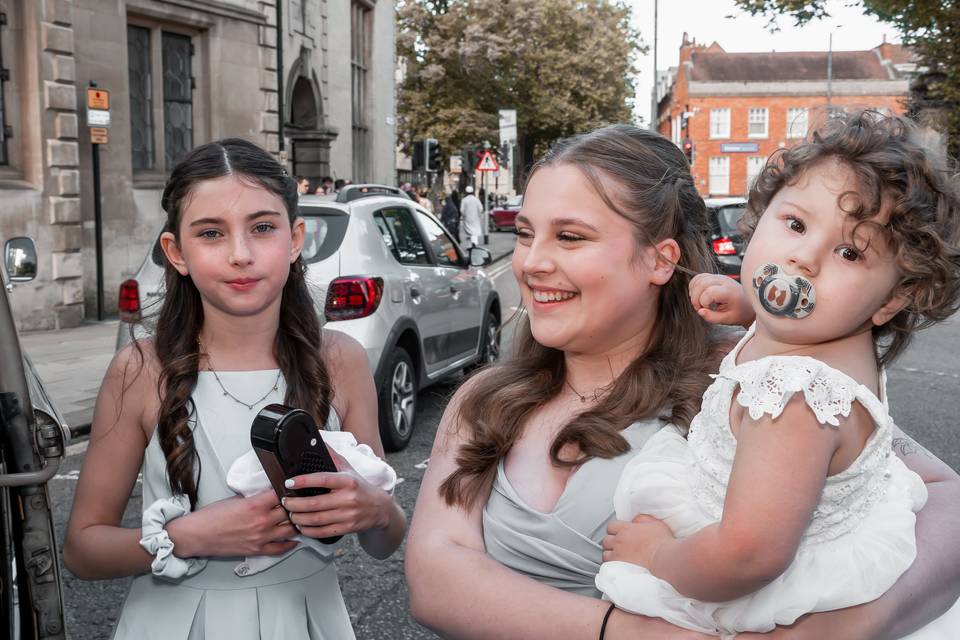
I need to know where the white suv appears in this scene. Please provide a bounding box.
[116,185,501,450]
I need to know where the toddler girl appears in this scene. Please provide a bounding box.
[596,111,960,638]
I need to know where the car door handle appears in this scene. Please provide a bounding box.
[409,286,421,298]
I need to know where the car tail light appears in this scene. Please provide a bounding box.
[325,276,384,321]
[712,238,736,255]
[118,279,142,323]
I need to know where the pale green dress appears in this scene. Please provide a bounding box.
[482,418,664,596]
[112,371,355,640]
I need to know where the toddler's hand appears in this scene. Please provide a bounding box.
[689,273,754,327]
[602,515,674,571]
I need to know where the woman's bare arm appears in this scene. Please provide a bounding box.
[65,342,298,579]
[738,427,960,639]
[317,330,406,559]
[63,344,156,578]
[405,375,710,640]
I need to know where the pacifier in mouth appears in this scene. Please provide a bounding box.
[751,263,816,319]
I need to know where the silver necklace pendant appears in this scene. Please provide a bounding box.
[210,367,282,411]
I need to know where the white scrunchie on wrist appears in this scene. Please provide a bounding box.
[140,495,207,579]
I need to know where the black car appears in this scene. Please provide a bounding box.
[705,197,748,279]
[1,237,68,638]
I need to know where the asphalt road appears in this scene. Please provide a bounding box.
[50,258,960,639]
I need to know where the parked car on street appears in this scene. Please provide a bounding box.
[117,186,501,451]
[490,195,523,231]
[1,236,69,639]
[704,197,748,279]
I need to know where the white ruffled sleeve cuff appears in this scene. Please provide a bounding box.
[139,495,207,579]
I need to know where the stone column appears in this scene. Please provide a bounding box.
[41,0,82,327]
[258,1,280,157]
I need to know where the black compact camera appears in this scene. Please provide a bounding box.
[250,403,342,544]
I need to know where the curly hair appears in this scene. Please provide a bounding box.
[742,110,960,365]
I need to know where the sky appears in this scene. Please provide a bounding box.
[629,0,901,125]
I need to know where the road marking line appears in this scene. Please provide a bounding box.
[414,458,430,469]
[894,366,960,379]
[488,261,514,280]
[65,439,89,457]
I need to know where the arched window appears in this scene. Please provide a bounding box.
[290,76,317,129]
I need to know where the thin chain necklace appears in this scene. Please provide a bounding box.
[198,342,281,410]
[564,358,617,404]
[564,379,613,404]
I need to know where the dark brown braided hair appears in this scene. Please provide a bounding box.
[146,138,332,509]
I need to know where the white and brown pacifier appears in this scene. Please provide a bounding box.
[752,263,816,319]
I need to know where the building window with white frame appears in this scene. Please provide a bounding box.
[710,108,730,139]
[748,107,768,138]
[746,156,766,192]
[787,107,808,139]
[709,157,730,195]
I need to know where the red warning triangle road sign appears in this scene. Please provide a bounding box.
[476,150,499,172]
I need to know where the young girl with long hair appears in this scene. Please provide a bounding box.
[64,138,405,639]
[597,112,960,638]
[405,123,960,639]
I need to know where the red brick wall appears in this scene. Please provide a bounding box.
[666,93,906,197]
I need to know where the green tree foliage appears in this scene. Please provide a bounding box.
[733,0,960,156]
[397,0,644,179]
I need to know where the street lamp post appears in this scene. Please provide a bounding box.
[827,25,843,107]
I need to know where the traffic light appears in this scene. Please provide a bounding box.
[682,138,694,164]
[461,146,477,174]
[496,143,510,169]
[412,139,425,171]
[425,138,440,172]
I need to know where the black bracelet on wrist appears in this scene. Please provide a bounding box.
[599,602,616,640]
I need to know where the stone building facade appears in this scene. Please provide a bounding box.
[655,34,914,198]
[0,0,395,330]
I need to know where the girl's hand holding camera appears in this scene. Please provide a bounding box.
[167,490,298,558]
[282,449,392,540]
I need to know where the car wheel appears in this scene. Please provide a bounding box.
[377,347,417,451]
[466,310,501,373]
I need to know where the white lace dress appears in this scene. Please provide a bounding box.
[596,326,960,638]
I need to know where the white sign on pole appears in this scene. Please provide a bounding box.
[449,155,463,173]
[87,109,111,127]
[498,109,517,146]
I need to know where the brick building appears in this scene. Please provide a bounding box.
[0,0,395,330]
[654,34,914,198]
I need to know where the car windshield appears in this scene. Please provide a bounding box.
[506,195,523,208]
[716,205,746,236]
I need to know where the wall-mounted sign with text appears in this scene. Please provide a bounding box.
[720,142,759,153]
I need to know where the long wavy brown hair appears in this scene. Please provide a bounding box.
[440,124,719,509]
[137,138,332,509]
[742,110,960,366]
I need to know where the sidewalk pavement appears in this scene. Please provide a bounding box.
[20,231,517,433]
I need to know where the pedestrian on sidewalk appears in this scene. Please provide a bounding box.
[460,185,484,247]
[441,189,461,240]
[63,138,406,640]
[418,186,434,214]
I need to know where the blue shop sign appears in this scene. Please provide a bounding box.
[720,142,760,153]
